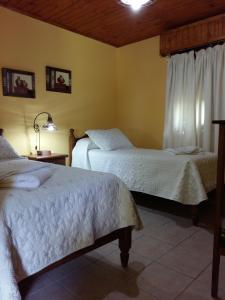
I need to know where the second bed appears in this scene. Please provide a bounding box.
[69,128,217,223]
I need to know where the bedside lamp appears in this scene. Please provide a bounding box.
[33,112,57,155]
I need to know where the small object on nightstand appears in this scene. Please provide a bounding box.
[37,150,51,156]
[26,153,68,166]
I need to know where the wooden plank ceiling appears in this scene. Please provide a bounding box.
[1,0,225,47]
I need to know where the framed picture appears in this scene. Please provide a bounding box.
[2,68,35,98]
[46,66,71,93]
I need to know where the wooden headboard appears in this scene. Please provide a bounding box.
[69,128,88,166]
[0,129,3,136]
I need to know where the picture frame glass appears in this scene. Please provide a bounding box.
[46,66,71,93]
[2,68,35,98]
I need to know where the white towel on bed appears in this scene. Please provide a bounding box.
[164,146,201,155]
[0,167,52,189]
[0,160,53,189]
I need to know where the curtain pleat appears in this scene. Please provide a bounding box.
[164,51,196,148]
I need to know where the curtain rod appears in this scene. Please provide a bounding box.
[170,40,225,57]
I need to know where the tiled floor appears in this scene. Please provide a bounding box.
[19,202,225,300]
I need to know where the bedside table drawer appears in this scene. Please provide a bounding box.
[44,157,66,165]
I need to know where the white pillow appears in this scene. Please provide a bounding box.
[85,128,134,150]
[0,136,20,160]
[78,137,99,150]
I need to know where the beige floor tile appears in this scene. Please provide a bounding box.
[19,272,54,297]
[157,228,213,278]
[143,219,199,246]
[137,262,192,300]
[89,258,141,282]
[138,209,172,227]
[178,228,213,253]
[132,234,173,260]
[46,256,91,282]
[95,242,118,256]
[177,258,225,300]
[103,288,158,300]
[158,244,212,278]
[20,255,93,297]
[138,206,153,213]
[19,202,217,300]
[96,267,158,300]
[61,263,121,299]
[92,249,152,280]
[24,283,79,300]
[85,242,118,262]
[132,228,145,240]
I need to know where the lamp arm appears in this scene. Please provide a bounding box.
[33,112,50,132]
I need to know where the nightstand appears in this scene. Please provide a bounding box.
[26,153,68,166]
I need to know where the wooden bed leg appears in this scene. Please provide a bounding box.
[191,205,199,226]
[119,227,132,268]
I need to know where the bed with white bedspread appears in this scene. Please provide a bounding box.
[0,158,141,300]
[71,136,217,206]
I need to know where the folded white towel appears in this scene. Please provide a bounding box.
[164,146,201,155]
[0,167,52,189]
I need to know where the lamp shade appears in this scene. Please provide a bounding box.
[33,112,57,153]
[42,114,57,131]
[33,112,57,132]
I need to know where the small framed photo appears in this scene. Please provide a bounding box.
[2,68,35,98]
[46,66,71,93]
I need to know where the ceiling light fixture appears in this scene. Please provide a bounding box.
[120,0,155,11]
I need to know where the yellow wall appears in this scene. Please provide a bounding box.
[0,7,116,155]
[0,7,167,155]
[116,37,167,148]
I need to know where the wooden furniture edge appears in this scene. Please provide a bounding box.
[211,121,225,297]
[212,120,225,125]
[69,128,88,166]
[26,153,68,166]
[191,190,215,226]
[26,153,68,159]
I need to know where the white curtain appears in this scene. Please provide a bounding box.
[164,51,196,148]
[164,44,225,152]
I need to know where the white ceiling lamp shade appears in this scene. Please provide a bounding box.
[120,0,156,11]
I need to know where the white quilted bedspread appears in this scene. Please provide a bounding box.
[72,146,217,205]
[0,159,141,300]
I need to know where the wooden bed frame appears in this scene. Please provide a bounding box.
[68,128,202,225]
[69,128,87,166]
[0,128,132,285]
